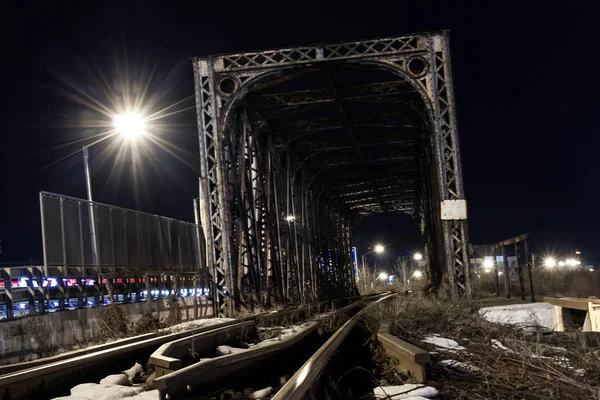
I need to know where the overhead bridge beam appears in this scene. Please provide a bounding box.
[291,137,417,153]
[291,112,420,132]
[305,153,415,169]
[258,80,417,108]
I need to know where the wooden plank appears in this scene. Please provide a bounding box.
[551,305,564,331]
[377,323,430,382]
[378,332,430,362]
[543,297,600,311]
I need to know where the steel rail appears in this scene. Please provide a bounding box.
[272,292,398,400]
[0,293,380,399]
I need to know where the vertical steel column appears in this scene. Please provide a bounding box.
[193,58,232,315]
[39,193,50,305]
[427,33,471,299]
[78,202,86,305]
[2,270,13,319]
[492,247,499,296]
[515,242,525,300]
[59,197,67,309]
[524,239,535,302]
[502,245,510,298]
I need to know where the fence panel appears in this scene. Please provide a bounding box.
[40,191,204,274]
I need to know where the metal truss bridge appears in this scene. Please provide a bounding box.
[193,30,471,316]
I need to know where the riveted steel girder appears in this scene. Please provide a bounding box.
[192,31,471,313]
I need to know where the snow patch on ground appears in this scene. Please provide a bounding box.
[421,334,465,351]
[438,359,480,372]
[256,322,313,346]
[491,339,510,352]
[214,345,248,356]
[479,302,553,330]
[373,384,438,399]
[162,317,235,333]
[99,375,131,386]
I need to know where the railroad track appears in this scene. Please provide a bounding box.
[152,292,398,400]
[0,293,387,400]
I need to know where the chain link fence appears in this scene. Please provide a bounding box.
[39,191,204,274]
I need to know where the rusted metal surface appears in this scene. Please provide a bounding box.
[272,293,397,400]
[193,31,471,312]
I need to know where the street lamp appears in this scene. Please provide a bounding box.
[413,252,423,261]
[375,245,385,254]
[83,111,147,266]
[378,272,388,280]
[544,257,556,268]
[412,270,423,278]
[113,112,145,139]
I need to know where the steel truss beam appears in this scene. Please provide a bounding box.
[291,112,419,133]
[258,80,416,108]
[291,136,416,153]
[304,152,415,169]
[193,32,471,314]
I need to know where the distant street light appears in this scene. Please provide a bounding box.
[566,258,581,267]
[412,270,423,278]
[558,261,566,267]
[285,215,295,222]
[544,257,557,268]
[378,272,388,280]
[375,245,385,254]
[483,258,494,269]
[413,252,423,261]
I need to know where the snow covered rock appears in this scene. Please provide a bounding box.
[421,334,465,351]
[69,383,143,400]
[99,374,131,386]
[129,390,160,400]
[479,303,553,330]
[248,387,273,399]
[214,345,247,356]
[122,362,143,382]
[438,359,480,372]
[373,384,438,399]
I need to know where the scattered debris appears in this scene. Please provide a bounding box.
[437,359,480,372]
[162,318,235,334]
[363,296,600,399]
[373,384,438,399]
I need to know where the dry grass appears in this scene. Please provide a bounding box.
[364,295,600,399]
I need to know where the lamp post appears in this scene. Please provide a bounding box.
[84,111,146,268]
[360,244,385,292]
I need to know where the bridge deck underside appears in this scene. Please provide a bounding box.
[249,67,426,219]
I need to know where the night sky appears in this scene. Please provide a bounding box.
[0,1,594,267]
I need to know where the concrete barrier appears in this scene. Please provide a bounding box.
[0,296,213,365]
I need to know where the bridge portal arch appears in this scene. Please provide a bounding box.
[192,31,470,315]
